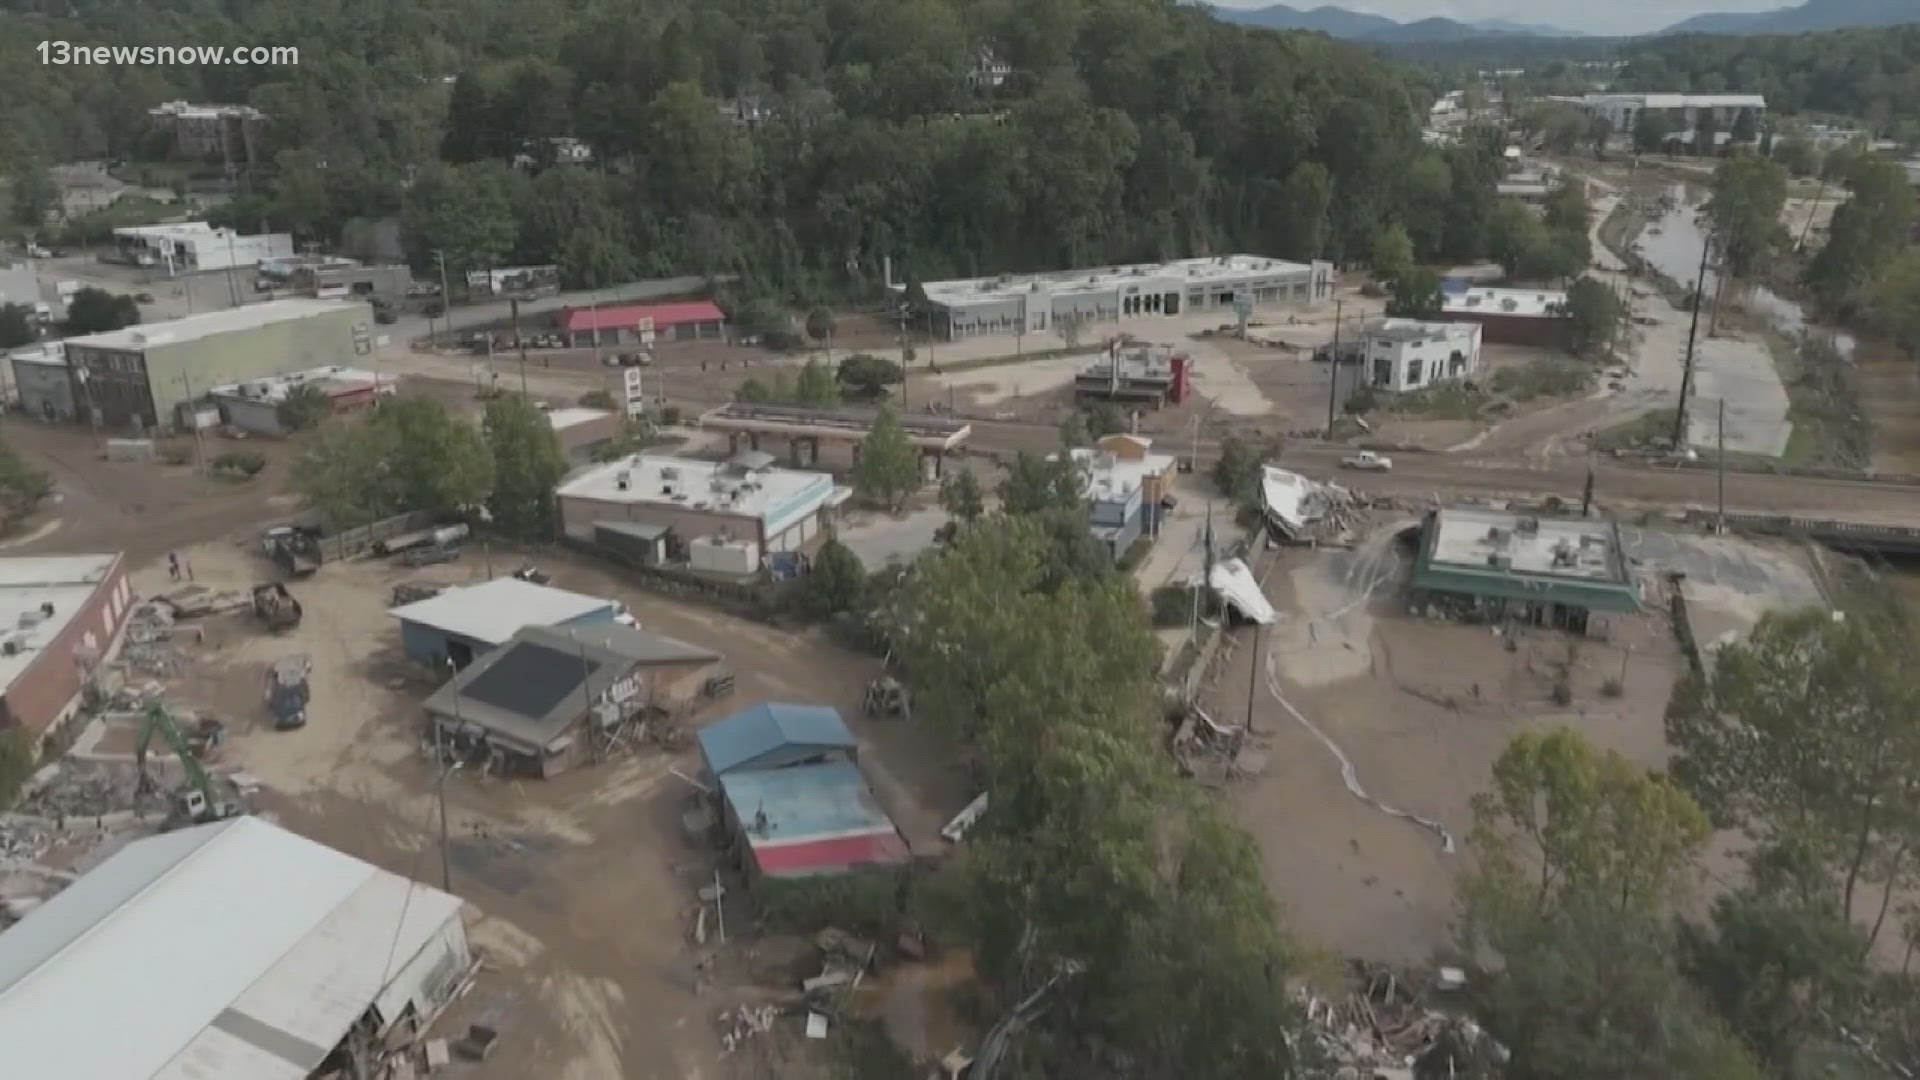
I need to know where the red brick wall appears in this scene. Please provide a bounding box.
[1438,312,1573,351]
[1,556,134,742]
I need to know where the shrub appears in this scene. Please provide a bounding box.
[756,867,904,937]
[1490,358,1590,402]
[157,441,195,466]
[658,405,683,426]
[210,449,267,478]
[1151,584,1200,628]
[0,726,36,809]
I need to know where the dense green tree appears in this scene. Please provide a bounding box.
[1370,223,1415,284]
[1487,200,1542,279]
[804,306,835,353]
[1635,109,1675,154]
[1272,162,1331,262]
[0,304,34,350]
[855,405,919,511]
[1806,157,1917,318]
[62,287,139,334]
[1386,267,1445,319]
[0,436,52,536]
[836,353,903,400]
[997,452,1083,516]
[1565,276,1624,358]
[1867,248,1920,358]
[1668,605,1920,951]
[483,393,568,541]
[792,358,839,408]
[1707,155,1787,280]
[938,466,985,523]
[401,162,525,280]
[275,384,333,433]
[7,155,58,233]
[1694,109,1721,157]
[1543,178,1591,235]
[294,395,491,526]
[797,537,865,618]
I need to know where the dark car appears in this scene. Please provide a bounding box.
[422,300,446,318]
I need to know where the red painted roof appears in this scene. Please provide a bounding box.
[750,831,910,876]
[559,300,726,333]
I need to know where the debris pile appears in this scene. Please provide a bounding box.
[1168,704,1248,782]
[1261,466,1359,545]
[717,1004,777,1054]
[1299,963,1508,1078]
[19,760,142,822]
[122,601,193,675]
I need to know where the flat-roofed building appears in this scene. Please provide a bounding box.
[1361,319,1482,393]
[111,222,293,273]
[901,254,1334,341]
[0,554,133,746]
[1411,507,1639,633]
[1436,286,1571,350]
[62,298,373,431]
[207,364,391,436]
[1573,93,1766,138]
[558,454,838,574]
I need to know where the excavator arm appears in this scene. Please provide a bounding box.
[135,702,219,813]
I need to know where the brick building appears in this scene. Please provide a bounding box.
[0,554,135,747]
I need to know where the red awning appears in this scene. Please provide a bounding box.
[750,831,910,876]
[559,300,726,333]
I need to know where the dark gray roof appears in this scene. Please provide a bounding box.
[424,623,719,752]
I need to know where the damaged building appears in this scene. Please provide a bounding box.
[0,816,473,1079]
[1410,507,1641,632]
[1260,465,1356,545]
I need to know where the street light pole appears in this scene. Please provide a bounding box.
[1326,297,1344,436]
[1670,229,1713,448]
[434,251,452,350]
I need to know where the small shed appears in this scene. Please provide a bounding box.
[389,577,617,669]
[424,623,720,776]
[594,520,670,566]
[697,702,856,778]
[717,761,910,878]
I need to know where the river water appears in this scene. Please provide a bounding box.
[1632,184,1856,358]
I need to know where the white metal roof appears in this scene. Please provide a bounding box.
[557,454,836,530]
[389,576,613,645]
[64,298,366,352]
[545,407,615,431]
[0,817,464,1080]
[912,254,1325,306]
[1442,287,1567,319]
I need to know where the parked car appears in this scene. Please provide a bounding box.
[1341,450,1393,472]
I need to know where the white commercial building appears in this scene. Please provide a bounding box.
[904,254,1335,341]
[1572,93,1765,138]
[1362,319,1483,393]
[0,816,472,1080]
[112,222,294,273]
[557,454,839,574]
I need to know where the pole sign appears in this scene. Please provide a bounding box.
[636,316,656,348]
[622,366,646,419]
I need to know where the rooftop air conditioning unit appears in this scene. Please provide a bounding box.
[17,611,42,629]
[1501,299,1519,312]
[615,471,630,491]
[661,467,680,480]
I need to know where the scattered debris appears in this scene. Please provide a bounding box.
[1261,465,1357,544]
[718,1004,777,1053]
[940,792,988,842]
[1209,557,1275,624]
[1298,963,1508,1077]
[805,1012,828,1039]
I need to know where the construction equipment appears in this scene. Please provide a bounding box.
[391,581,444,605]
[863,675,911,720]
[399,543,460,567]
[261,526,322,577]
[251,582,303,631]
[134,702,241,828]
[266,655,312,730]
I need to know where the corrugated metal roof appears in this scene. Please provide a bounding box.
[388,577,613,645]
[65,299,365,351]
[0,817,464,1080]
[698,702,853,777]
[558,300,725,333]
[718,761,908,877]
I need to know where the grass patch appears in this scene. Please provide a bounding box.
[1591,408,1678,453]
[58,196,181,245]
[1490,357,1592,402]
[1383,380,1491,420]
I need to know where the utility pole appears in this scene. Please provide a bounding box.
[1670,230,1714,448]
[224,232,240,309]
[587,288,603,369]
[1716,398,1727,534]
[435,720,451,893]
[434,251,452,350]
[1326,298,1344,436]
[178,372,205,473]
[510,297,529,396]
[1244,623,1262,735]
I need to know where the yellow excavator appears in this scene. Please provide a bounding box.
[134,702,242,828]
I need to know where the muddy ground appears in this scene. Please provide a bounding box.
[68,538,973,1079]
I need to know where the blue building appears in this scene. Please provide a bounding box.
[697,701,857,777]
[388,577,618,669]
[1061,435,1176,560]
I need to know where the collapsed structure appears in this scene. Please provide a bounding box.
[1260,465,1355,544]
[1073,339,1190,406]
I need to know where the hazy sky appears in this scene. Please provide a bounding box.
[1211,0,1793,36]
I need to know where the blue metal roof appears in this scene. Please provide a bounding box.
[718,761,892,842]
[697,701,854,776]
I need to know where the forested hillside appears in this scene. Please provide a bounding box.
[1,0,1501,300]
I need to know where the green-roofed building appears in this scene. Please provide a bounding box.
[1410,507,1640,633]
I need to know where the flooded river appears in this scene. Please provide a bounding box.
[1633,184,1856,358]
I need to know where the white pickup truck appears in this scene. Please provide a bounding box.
[1341,450,1393,472]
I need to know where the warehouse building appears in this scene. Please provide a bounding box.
[1569,93,1765,139]
[389,577,620,669]
[1436,287,1570,350]
[902,254,1335,341]
[9,343,75,421]
[111,222,293,273]
[0,554,134,747]
[1410,507,1640,633]
[425,623,720,777]
[546,407,624,464]
[62,299,374,431]
[1362,319,1483,393]
[0,816,472,1080]
[558,454,839,576]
